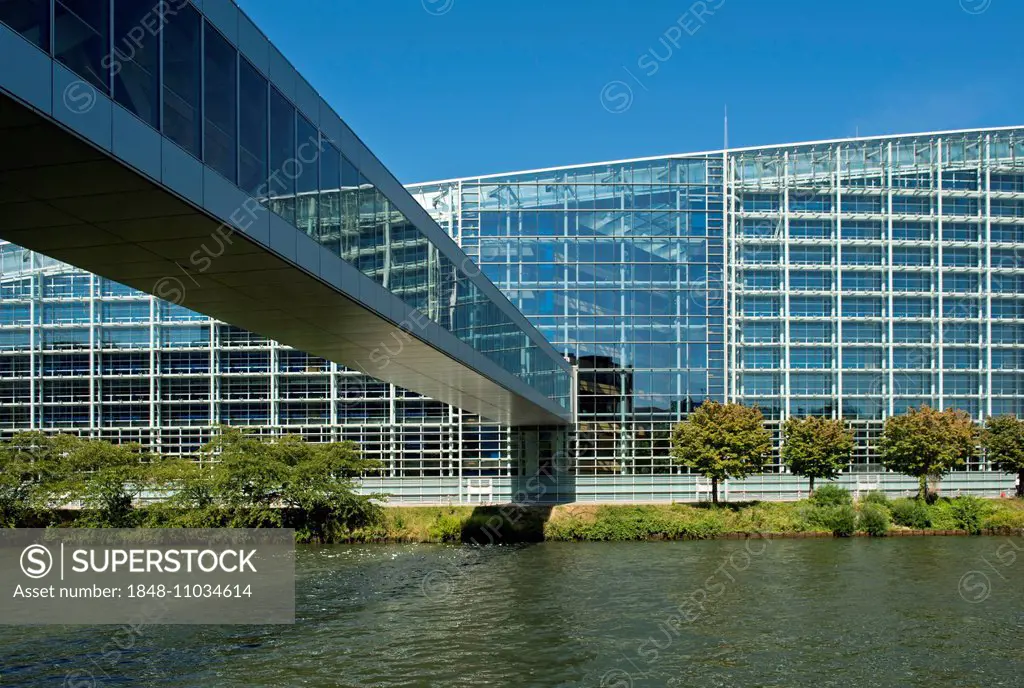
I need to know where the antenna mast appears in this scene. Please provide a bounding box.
[724,105,729,151]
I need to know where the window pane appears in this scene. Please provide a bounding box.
[0,0,50,51]
[238,59,268,198]
[294,115,319,236]
[340,156,360,263]
[54,0,110,93]
[318,143,340,252]
[203,22,237,183]
[112,0,160,127]
[163,3,202,157]
[268,87,296,224]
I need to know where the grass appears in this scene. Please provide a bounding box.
[342,496,1024,543]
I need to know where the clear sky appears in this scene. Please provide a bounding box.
[236,0,1022,184]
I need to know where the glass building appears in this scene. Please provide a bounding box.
[0,22,1021,504]
[0,0,571,426]
[410,155,726,477]
[0,244,521,481]
[411,127,1024,495]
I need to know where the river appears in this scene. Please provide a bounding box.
[3,538,1023,686]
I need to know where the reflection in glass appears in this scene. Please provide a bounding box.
[238,59,268,198]
[294,116,319,236]
[203,22,237,183]
[318,142,341,254]
[268,87,296,224]
[54,0,109,92]
[112,0,159,126]
[162,3,202,158]
[0,0,50,51]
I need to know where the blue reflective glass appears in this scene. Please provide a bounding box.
[294,115,319,236]
[162,3,202,158]
[0,0,50,51]
[268,87,296,223]
[238,59,268,198]
[54,0,110,92]
[112,0,160,127]
[203,22,237,183]
[318,142,341,253]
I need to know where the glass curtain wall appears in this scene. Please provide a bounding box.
[730,129,1024,468]
[0,243,512,479]
[414,157,727,474]
[0,0,569,407]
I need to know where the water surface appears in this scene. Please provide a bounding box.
[3,538,1022,687]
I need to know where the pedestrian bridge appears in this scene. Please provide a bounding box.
[0,3,570,425]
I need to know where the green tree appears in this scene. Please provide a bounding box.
[144,458,221,527]
[1,432,151,525]
[204,427,289,527]
[201,427,381,535]
[781,416,855,492]
[0,436,38,526]
[982,415,1024,498]
[5,432,81,515]
[58,436,155,527]
[879,405,978,500]
[671,401,772,505]
[282,440,381,542]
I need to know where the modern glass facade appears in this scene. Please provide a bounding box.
[411,126,1024,479]
[1,120,1022,495]
[410,156,726,475]
[727,128,1024,470]
[0,244,517,477]
[0,0,571,411]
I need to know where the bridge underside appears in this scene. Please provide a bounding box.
[0,91,568,426]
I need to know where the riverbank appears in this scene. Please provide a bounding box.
[346,495,1024,543]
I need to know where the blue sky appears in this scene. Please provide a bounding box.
[236,0,1021,183]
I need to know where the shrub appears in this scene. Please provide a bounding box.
[858,503,891,536]
[983,508,1024,531]
[585,506,673,541]
[926,500,958,530]
[810,484,852,507]
[664,510,727,539]
[428,511,465,542]
[806,504,856,536]
[544,506,729,541]
[727,501,805,534]
[890,498,932,528]
[860,491,890,507]
[543,517,583,541]
[949,495,988,534]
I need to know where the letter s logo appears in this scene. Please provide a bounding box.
[21,544,53,579]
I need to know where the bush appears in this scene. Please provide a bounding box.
[428,511,465,542]
[949,495,988,534]
[543,506,729,541]
[544,516,591,541]
[810,484,852,507]
[585,506,672,541]
[664,510,727,539]
[890,498,932,528]
[807,504,857,536]
[858,503,891,536]
[727,501,806,534]
[983,508,1024,530]
[860,491,890,507]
